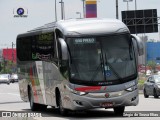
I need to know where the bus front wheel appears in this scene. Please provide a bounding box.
[113,106,125,116]
[58,94,68,116]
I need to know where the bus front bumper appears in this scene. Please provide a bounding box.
[66,89,139,111]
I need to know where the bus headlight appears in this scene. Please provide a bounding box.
[66,85,88,96]
[73,91,87,96]
[126,86,137,92]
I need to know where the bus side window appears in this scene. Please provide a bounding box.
[17,37,32,61]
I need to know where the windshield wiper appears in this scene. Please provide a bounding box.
[104,53,123,82]
[90,53,105,81]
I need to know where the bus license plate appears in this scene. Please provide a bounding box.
[100,102,113,107]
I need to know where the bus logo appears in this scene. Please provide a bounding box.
[17,8,24,15]
[13,7,28,18]
[105,93,110,98]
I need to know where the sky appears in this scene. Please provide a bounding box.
[0,0,160,48]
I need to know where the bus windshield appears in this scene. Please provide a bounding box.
[66,34,137,85]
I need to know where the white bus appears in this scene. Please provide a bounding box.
[17,18,143,115]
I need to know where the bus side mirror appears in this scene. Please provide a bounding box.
[131,35,144,56]
[58,38,68,60]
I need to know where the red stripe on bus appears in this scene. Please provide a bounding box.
[30,67,38,103]
[74,86,101,92]
[104,86,107,90]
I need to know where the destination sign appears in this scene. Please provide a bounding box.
[74,38,96,44]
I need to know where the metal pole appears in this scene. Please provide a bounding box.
[135,0,137,35]
[135,0,137,10]
[61,0,63,19]
[127,1,129,10]
[63,2,65,20]
[12,42,14,63]
[82,0,85,18]
[55,0,57,21]
[116,0,119,19]
[60,0,63,20]
[7,47,8,60]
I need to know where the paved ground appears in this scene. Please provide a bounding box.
[0,83,160,120]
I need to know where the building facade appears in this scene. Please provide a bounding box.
[147,42,160,64]
[0,48,16,63]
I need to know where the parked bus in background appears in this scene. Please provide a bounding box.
[17,18,144,115]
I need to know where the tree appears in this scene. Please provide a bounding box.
[147,60,156,73]
[0,58,16,74]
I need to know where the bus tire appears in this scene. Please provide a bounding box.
[58,93,68,116]
[113,106,125,116]
[29,89,39,111]
[38,104,47,111]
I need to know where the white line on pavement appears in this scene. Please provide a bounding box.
[0,93,20,96]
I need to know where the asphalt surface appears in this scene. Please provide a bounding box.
[0,83,160,120]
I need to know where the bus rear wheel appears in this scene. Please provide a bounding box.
[29,89,47,111]
[113,106,125,116]
[29,89,39,111]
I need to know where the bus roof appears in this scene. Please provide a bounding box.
[56,18,129,36]
[17,18,129,38]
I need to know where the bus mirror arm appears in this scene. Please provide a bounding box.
[58,38,69,60]
[131,35,144,56]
